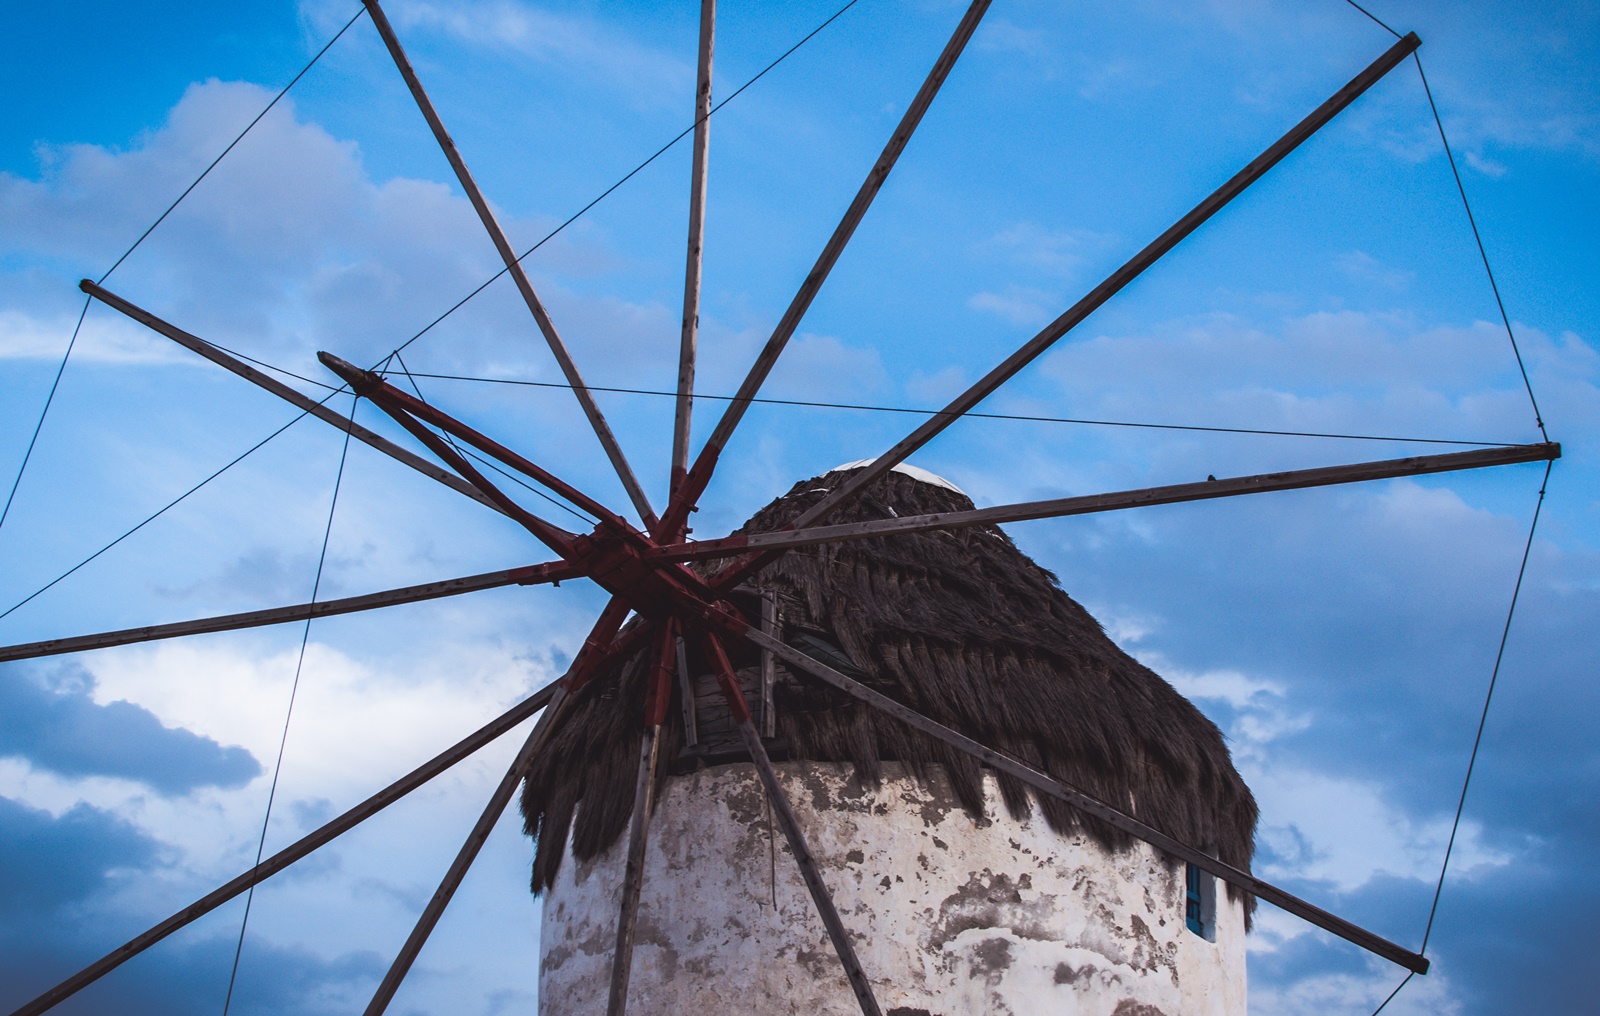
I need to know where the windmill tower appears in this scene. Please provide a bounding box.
[532,463,1255,1014]
[2,0,1559,1014]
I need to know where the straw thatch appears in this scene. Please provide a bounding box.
[520,466,1257,912]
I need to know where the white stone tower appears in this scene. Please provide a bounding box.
[526,465,1255,1015]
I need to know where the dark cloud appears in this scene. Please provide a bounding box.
[0,795,384,1016]
[0,663,259,794]
[1019,475,1600,1011]
[0,795,155,916]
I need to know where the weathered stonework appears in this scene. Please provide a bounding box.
[539,762,1246,1015]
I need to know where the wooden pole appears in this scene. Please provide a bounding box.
[702,634,882,1016]
[80,280,506,516]
[670,0,716,512]
[640,443,1563,568]
[0,560,581,663]
[657,0,994,540]
[363,599,633,1016]
[605,624,677,1016]
[740,626,1432,976]
[5,682,559,1016]
[318,352,623,526]
[760,588,778,738]
[319,353,581,557]
[360,0,658,529]
[787,32,1422,536]
[676,634,697,746]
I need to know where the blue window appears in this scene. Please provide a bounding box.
[1185,862,1206,935]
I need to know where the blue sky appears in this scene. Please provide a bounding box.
[1,0,1595,1013]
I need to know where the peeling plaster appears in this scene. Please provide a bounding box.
[538,762,1246,1015]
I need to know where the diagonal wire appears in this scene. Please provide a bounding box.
[1421,459,1551,952]
[1,7,360,552]
[1413,55,1548,442]
[220,398,357,1016]
[3,0,858,589]
[0,0,862,624]
[0,398,339,623]
[1,297,90,537]
[1342,0,1402,38]
[399,370,1512,448]
[1369,971,1414,1014]
[387,353,594,524]
[1371,459,1552,1016]
[97,6,367,285]
[384,0,864,361]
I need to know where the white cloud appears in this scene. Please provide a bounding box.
[0,308,189,364]
[967,285,1056,327]
[1334,250,1414,291]
[1463,149,1509,178]
[1246,951,1464,1016]
[394,0,691,106]
[976,221,1110,281]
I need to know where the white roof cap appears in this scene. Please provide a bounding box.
[830,460,966,495]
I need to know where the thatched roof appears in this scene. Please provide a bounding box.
[520,466,1257,909]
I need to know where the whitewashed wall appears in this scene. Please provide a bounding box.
[539,762,1247,1016]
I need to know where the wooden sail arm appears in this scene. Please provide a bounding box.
[317,352,624,526]
[638,443,1562,569]
[605,623,680,1016]
[361,598,635,1016]
[319,353,583,557]
[702,632,884,1015]
[0,561,583,664]
[3,683,557,1016]
[786,31,1424,538]
[735,624,1432,976]
[9,611,652,1016]
[79,280,508,516]
[360,0,658,530]
[656,0,995,541]
[671,0,717,505]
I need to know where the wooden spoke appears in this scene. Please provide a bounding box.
[364,599,634,1016]
[0,561,582,663]
[80,280,507,516]
[361,0,658,529]
[702,634,883,1016]
[5,681,561,1016]
[319,352,623,526]
[606,622,678,1016]
[738,625,1432,976]
[658,0,995,541]
[638,443,1564,569]
[320,353,581,556]
[790,32,1422,534]
[675,633,697,747]
[671,0,716,509]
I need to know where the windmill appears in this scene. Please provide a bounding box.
[1,1,1559,1014]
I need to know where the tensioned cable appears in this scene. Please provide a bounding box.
[0,0,863,589]
[1412,56,1548,443]
[1342,0,1401,38]
[1342,0,1547,442]
[1422,459,1551,950]
[0,9,363,540]
[1369,971,1414,1015]
[1367,459,1550,1016]
[381,0,864,362]
[390,353,594,525]
[220,400,357,1016]
[0,399,336,623]
[99,7,367,286]
[0,298,90,537]
[399,371,1511,447]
